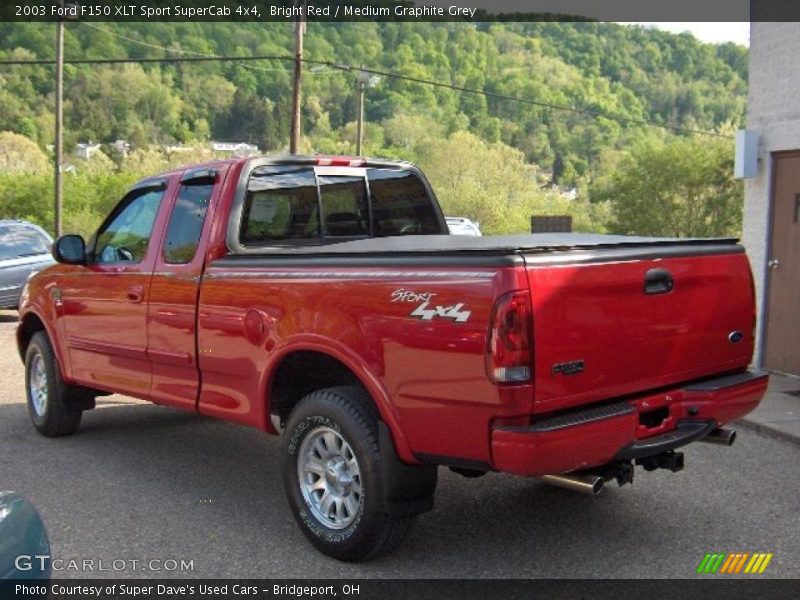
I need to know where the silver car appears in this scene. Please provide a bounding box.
[445,216,482,236]
[0,220,54,310]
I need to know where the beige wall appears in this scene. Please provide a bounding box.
[743,22,800,366]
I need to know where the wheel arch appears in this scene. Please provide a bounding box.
[17,310,53,362]
[264,341,416,463]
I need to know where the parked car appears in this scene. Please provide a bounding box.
[0,491,50,580]
[17,155,767,561]
[0,221,54,310]
[445,216,482,236]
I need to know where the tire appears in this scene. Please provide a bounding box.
[25,331,83,437]
[283,386,413,561]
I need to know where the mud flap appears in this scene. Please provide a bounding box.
[378,422,437,517]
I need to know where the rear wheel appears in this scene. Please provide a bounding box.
[25,331,84,437]
[283,386,413,561]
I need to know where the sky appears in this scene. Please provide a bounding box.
[626,22,751,46]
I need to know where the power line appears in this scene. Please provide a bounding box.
[0,55,292,65]
[0,48,730,138]
[346,64,732,138]
[81,21,295,74]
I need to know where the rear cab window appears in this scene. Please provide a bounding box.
[367,168,441,237]
[239,164,442,248]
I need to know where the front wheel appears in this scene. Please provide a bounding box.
[282,386,413,561]
[25,331,83,437]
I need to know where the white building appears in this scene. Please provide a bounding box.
[112,139,130,157]
[211,141,259,156]
[75,142,101,160]
[742,22,800,377]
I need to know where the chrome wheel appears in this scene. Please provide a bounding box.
[297,426,363,529]
[29,352,48,417]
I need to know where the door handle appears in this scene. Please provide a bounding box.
[768,259,780,270]
[644,268,674,295]
[126,285,144,303]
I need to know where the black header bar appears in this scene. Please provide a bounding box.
[2,579,800,600]
[1,1,798,23]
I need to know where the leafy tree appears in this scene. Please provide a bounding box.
[0,131,48,172]
[595,135,742,237]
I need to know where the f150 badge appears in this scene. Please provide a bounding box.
[391,289,471,323]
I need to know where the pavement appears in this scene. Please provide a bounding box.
[738,373,800,446]
[1,309,799,579]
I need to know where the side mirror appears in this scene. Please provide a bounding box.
[53,234,86,265]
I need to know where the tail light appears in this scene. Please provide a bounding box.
[487,290,533,384]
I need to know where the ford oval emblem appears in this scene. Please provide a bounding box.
[728,331,744,344]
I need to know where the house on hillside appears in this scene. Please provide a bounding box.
[211,141,259,156]
[742,22,800,377]
[75,142,101,160]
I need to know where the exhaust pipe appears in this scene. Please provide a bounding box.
[699,427,737,446]
[541,473,605,496]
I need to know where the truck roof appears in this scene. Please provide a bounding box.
[145,155,413,180]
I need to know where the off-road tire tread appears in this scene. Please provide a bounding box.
[26,331,82,437]
[283,385,414,561]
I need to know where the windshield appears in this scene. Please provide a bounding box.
[0,223,52,260]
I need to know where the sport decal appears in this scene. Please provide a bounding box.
[391,289,472,323]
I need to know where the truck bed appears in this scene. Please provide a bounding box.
[223,233,740,258]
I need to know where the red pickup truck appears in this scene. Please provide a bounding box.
[17,156,767,561]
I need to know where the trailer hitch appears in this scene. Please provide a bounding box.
[636,450,684,473]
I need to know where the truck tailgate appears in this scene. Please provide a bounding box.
[525,244,755,414]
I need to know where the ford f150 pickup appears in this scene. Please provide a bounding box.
[17,155,768,561]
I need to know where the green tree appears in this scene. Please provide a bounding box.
[596,135,742,237]
[0,131,48,172]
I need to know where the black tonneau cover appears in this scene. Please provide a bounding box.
[228,234,740,257]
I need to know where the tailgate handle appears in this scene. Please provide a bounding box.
[644,268,673,295]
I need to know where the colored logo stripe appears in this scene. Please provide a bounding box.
[745,553,774,574]
[698,553,773,575]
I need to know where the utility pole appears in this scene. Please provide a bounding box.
[354,70,378,156]
[54,3,65,237]
[355,76,366,156]
[289,2,305,155]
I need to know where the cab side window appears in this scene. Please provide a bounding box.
[241,167,319,246]
[94,186,165,264]
[162,180,214,264]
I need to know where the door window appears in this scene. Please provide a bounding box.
[94,186,165,264]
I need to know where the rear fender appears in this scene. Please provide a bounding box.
[262,336,417,464]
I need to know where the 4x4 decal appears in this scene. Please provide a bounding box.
[391,289,472,323]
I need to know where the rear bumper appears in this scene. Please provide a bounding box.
[490,370,768,476]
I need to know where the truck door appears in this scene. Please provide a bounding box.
[61,179,173,397]
[147,167,226,410]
